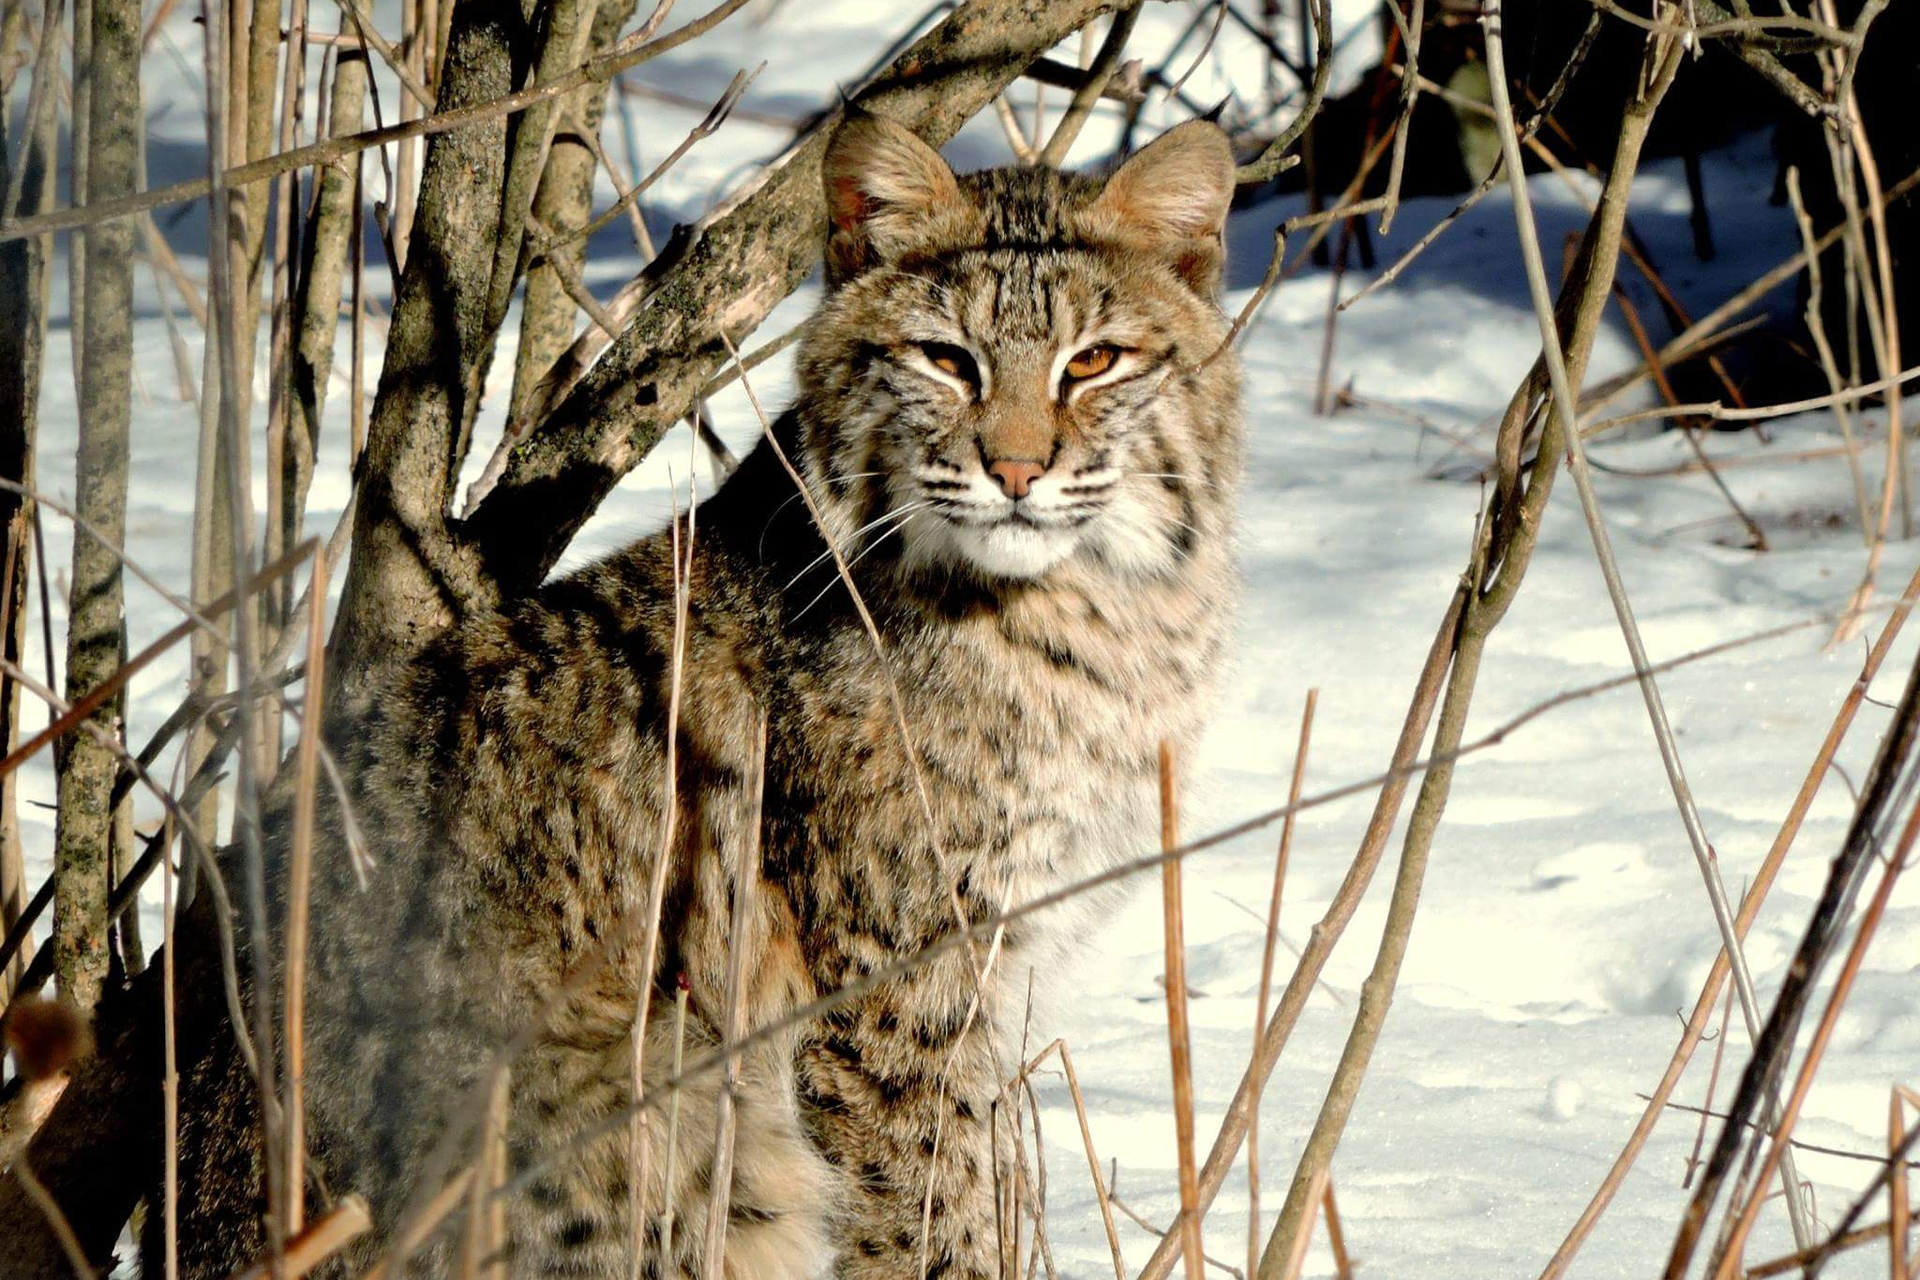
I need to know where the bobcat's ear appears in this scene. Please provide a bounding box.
[1088,120,1236,293]
[822,110,964,285]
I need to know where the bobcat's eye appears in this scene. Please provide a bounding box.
[1064,343,1121,383]
[916,342,978,386]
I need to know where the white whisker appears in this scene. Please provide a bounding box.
[757,472,888,559]
[792,512,925,622]
[782,502,929,593]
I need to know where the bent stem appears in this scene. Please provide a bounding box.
[1482,0,1814,1251]
[1257,7,1686,1271]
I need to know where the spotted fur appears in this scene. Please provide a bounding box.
[155,113,1242,1280]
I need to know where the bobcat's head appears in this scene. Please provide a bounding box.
[793,113,1242,583]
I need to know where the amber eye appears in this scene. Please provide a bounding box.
[917,342,978,384]
[1064,343,1120,382]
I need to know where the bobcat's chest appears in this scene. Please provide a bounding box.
[773,581,1215,987]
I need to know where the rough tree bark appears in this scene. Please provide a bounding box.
[324,0,531,701]
[509,0,641,421]
[281,49,368,572]
[51,0,138,1021]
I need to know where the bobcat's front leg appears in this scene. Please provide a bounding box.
[798,982,1013,1280]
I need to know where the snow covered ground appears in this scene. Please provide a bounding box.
[18,1,1920,1276]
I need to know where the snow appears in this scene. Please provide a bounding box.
[15,1,1920,1277]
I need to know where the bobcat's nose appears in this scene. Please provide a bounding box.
[986,459,1046,500]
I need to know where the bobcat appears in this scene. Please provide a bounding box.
[159,111,1243,1280]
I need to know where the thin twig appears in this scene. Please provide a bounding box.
[1037,6,1138,168]
[1540,561,1920,1279]
[1235,0,1326,184]
[1745,1212,1920,1279]
[1377,0,1423,234]
[1015,1039,1123,1280]
[1483,6,1812,1248]
[1705,805,1916,1277]
[0,0,760,242]
[280,547,328,1234]
[1248,691,1316,1280]
[1160,743,1204,1280]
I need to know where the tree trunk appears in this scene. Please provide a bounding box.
[280,50,367,586]
[509,0,640,421]
[326,0,530,704]
[51,0,139,1021]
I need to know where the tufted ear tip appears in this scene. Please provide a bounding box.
[821,110,964,282]
[1093,120,1236,243]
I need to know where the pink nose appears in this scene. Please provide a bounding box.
[987,459,1045,499]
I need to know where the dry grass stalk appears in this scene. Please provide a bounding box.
[475,597,1895,1238]
[1894,1091,1911,1280]
[1683,984,1736,1189]
[1247,690,1316,1280]
[1808,0,1898,638]
[1578,154,1920,424]
[1159,742,1205,1280]
[1647,1095,1920,1169]
[1704,806,1917,1277]
[0,0,762,244]
[1606,282,1766,550]
[1664,596,1920,1269]
[1377,0,1423,233]
[1243,5,1687,1268]
[228,1196,372,1280]
[657,980,691,1267]
[10,1158,90,1279]
[629,471,695,1280]
[1320,1180,1353,1280]
[1582,361,1920,436]
[1107,1165,1243,1279]
[359,1167,478,1280]
[456,1067,510,1280]
[1015,1038,1122,1280]
[1744,1212,1920,1279]
[1484,0,1814,1251]
[1785,165,1874,541]
[281,547,330,1235]
[701,716,767,1280]
[1138,584,1465,1280]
